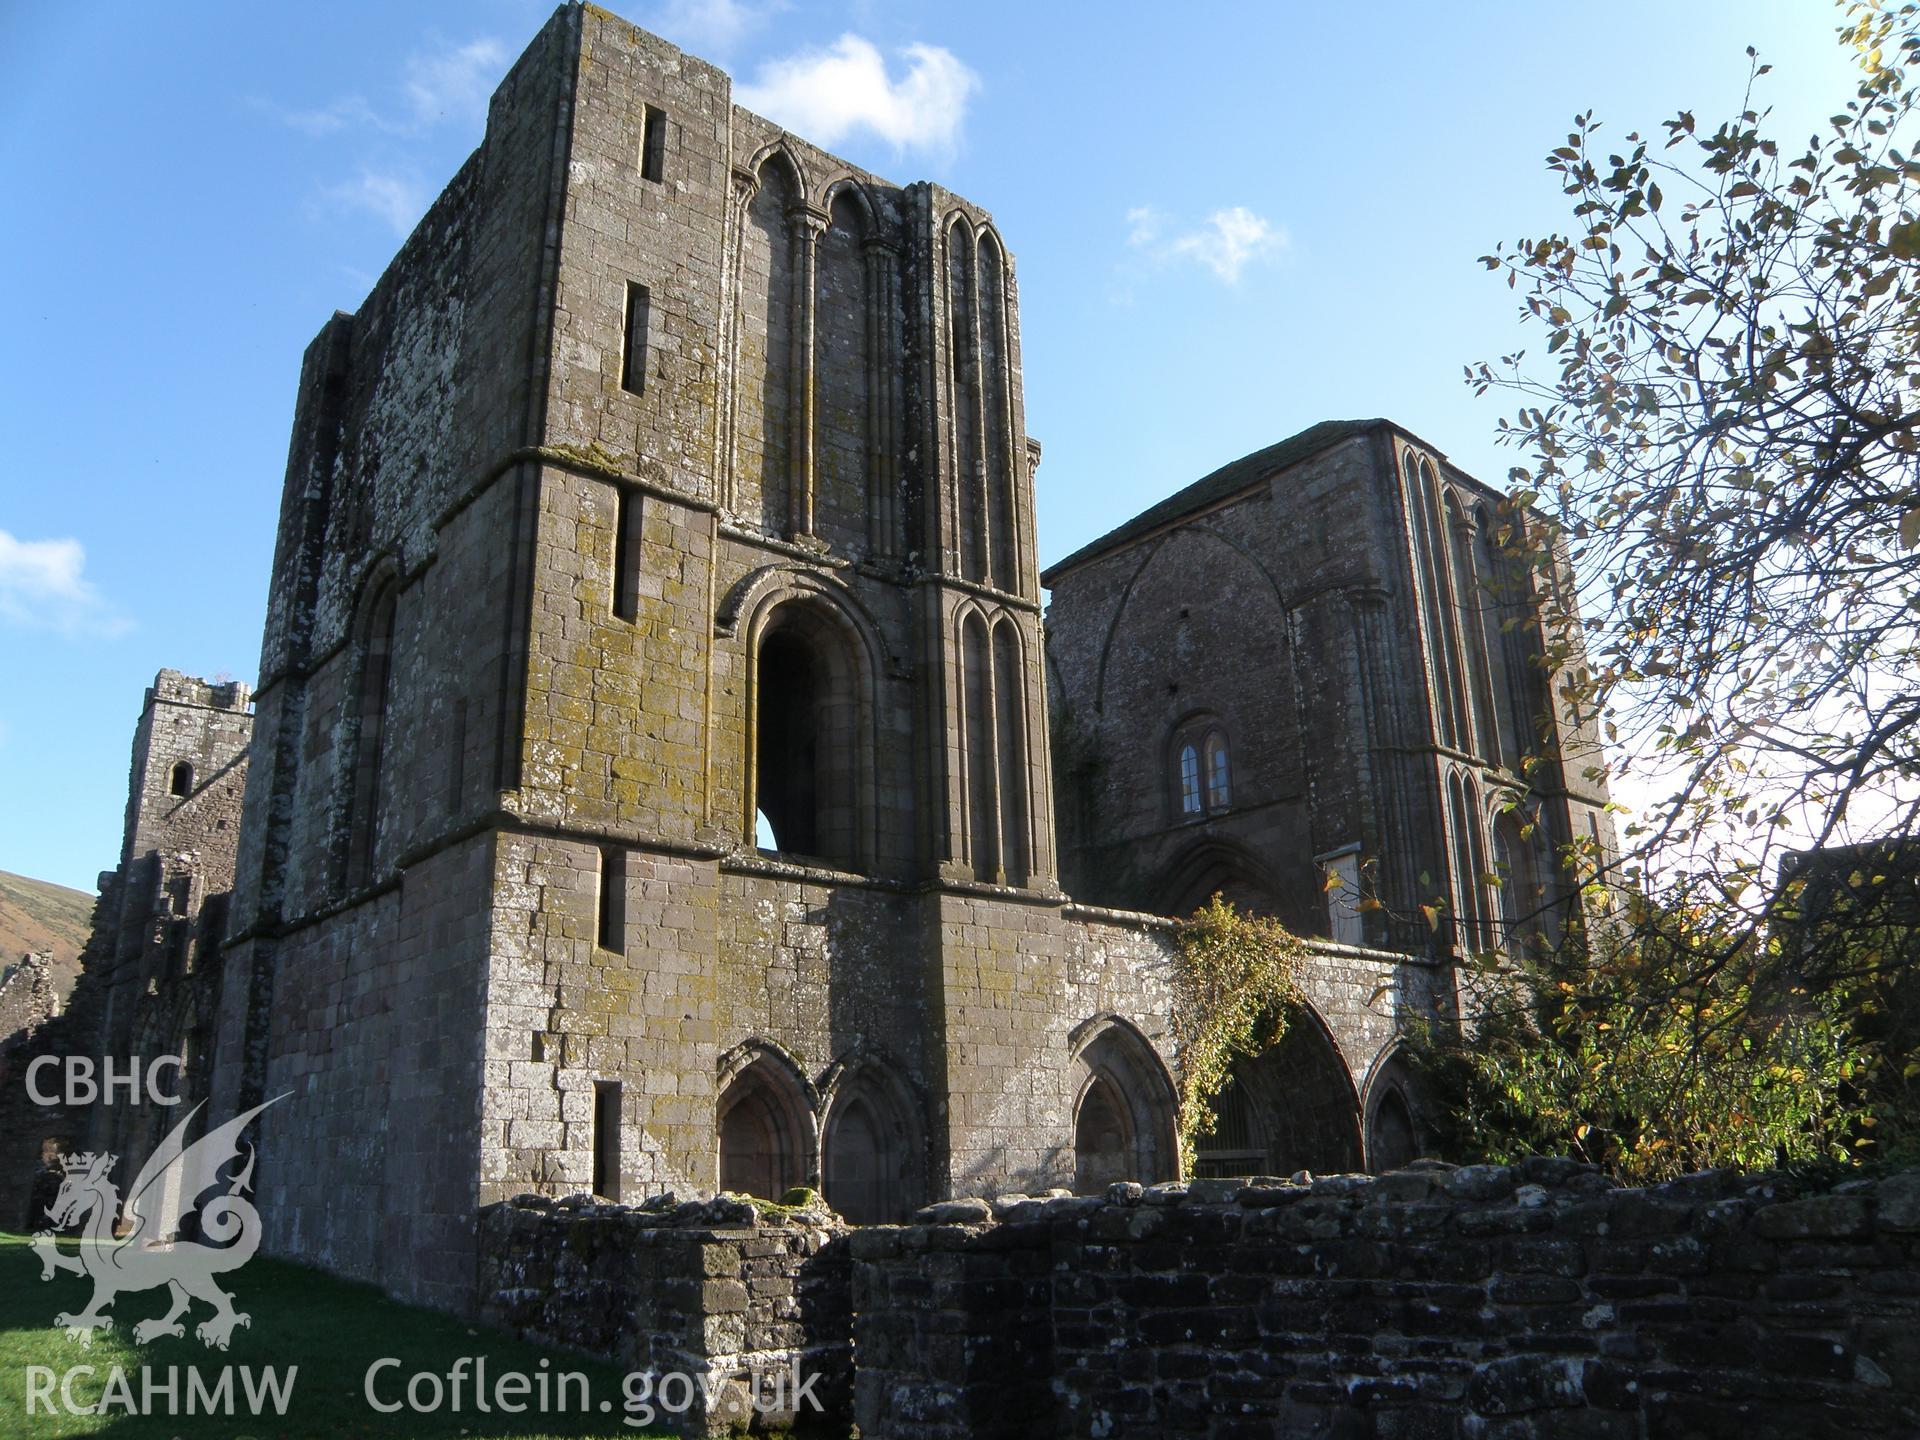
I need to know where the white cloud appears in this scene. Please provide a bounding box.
[737,35,978,154]
[646,0,782,57]
[277,35,508,140]
[1126,204,1287,284]
[0,531,129,638]
[401,37,509,131]
[316,169,431,239]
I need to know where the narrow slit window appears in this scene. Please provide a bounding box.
[620,282,650,395]
[612,487,642,621]
[597,847,628,952]
[592,1081,622,1199]
[639,105,667,183]
[1178,743,1202,817]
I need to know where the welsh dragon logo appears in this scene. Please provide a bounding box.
[30,1096,284,1349]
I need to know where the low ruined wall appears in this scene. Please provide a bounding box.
[477,1193,851,1435]
[853,1163,1920,1439]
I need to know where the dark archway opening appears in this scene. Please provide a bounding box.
[1191,1006,1364,1177]
[1369,1086,1419,1173]
[1073,1075,1134,1194]
[756,629,821,857]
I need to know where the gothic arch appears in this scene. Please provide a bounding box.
[1158,836,1286,921]
[743,585,879,870]
[818,1051,926,1224]
[716,1041,817,1202]
[733,149,803,535]
[975,226,1020,593]
[1445,491,1501,765]
[1191,1000,1364,1178]
[744,140,809,198]
[1360,1045,1426,1174]
[819,173,879,231]
[1092,526,1288,717]
[341,560,400,892]
[1068,1017,1179,1193]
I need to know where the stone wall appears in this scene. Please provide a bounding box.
[478,1191,851,1436]
[852,1162,1920,1439]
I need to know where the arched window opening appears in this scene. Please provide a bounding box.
[753,603,862,869]
[1204,732,1231,811]
[1473,506,1521,767]
[1447,774,1493,954]
[717,1057,810,1203]
[736,155,800,537]
[1171,717,1233,821]
[978,231,1019,593]
[1448,496,1501,766]
[1369,1086,1419,1174]
[1494,806,1551,954]
[345,585,397,890]
[992,620,1030,885]
[1070,1022,1179,1193]
[962,612,997,881]
[1178,744,1202,816]
[169,761,194,797]
[822,1074,924,1225]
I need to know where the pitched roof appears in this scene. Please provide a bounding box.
[1040,418,1391,583]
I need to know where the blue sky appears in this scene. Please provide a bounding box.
[0,1,1861,894]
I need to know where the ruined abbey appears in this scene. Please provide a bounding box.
[8,3,1615,1318]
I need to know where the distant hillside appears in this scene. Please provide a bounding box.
[0,869,95,997]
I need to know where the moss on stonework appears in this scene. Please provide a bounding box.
[730,1188,831,1222]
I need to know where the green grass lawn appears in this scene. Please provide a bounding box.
[0,1232,672,1439]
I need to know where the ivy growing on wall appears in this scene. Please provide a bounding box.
[1171,895,1310,1171]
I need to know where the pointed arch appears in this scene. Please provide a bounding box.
[1069,1017,1178,1192]
[991,615,1031,885]
[945,214,986,580]
[976,227,1019,593]
[814,183,873,552]
[819,1052,926,1224]
[1159,835,1286,920]
[1471,502,1523,766]
[1446,770,1493,953]
[959,607,996,880]
[1402,450,1466,749]
[819,173,879,232]
[1191,1001,1363,1178]
[342,563,400,892]
[1493,797,1557,953]
[716,1041,816,1201]
[1446,491,1501,765]
[744,140,808,198]
[734,149,802,536]
[1360,1044,1429,1173]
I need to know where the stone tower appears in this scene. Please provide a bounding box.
[213,3,1224,1310]
[0,670,251,1231]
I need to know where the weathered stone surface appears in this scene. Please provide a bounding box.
[852,1164,1920,1440]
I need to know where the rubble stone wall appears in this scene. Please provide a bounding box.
[478,1192,851,1436]
[853,1162,1920,1440]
